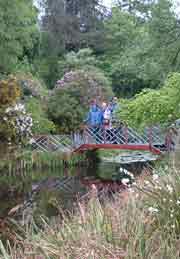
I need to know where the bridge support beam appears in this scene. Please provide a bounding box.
[74,143,161,155]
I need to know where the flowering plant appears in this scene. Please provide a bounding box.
[55,69,112,107]
[0,103,33,144]
[136,166,180,235]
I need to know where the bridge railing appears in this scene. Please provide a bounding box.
[31,124,167,153]
[80,125,149,145]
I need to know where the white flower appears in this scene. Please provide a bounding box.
[167,184,173,194]
[29,138,35,144]
[3,117,7,121]
[125,171,134,179]
[152,174,159,181]
[144,180,150,186]
[148,207,159,213]
[171,224,175,229]
[170,213,174,218]
[154,185,162,190]
[121,178,130,185]
[5,107,11,113]
[163,198,167,202]
[176,200,180,205]
[170,199,173,203]
[132,182,137,186]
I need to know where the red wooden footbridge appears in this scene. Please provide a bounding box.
[31,124,168,156]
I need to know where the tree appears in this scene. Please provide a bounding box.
[101,7,157,97]
[148,0,180,72]
[101,0,180,98]
[0,0,39,74]
[117,0,155,19]
[40,0,106,52]
[58,48,98,78]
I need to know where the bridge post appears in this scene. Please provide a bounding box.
[148,127,153,148]
[103,126,106,144]
[124,126,128,144]
[82,126,86,144]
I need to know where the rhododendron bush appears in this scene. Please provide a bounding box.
[49,68,112,133]
[56,69,112,106]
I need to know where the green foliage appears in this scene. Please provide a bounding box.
[33,55,60,89]
[26,98,55,134]
[100,1,180,98]
[58,48,97,76]
[149,0,180,71]
[48,89,85,133]
[0,0,39,74]
[119,73,180,127]
[101,7,156,97]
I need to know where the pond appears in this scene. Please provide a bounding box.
[0,161,148,222]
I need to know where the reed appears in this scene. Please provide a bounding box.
[1,166,180,259]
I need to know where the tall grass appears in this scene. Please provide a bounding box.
[1,165,180,258]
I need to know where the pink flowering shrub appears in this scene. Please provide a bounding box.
[55,69,112,106]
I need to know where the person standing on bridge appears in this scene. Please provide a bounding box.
[109,97,119,122]
[85,101,103,127]
[103,104,112,129]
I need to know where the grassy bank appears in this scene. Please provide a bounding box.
[1,165,180,258]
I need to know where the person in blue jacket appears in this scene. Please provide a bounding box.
[85,102,103,127]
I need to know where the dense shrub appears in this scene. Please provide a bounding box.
[48,89,85,133]
[26,98,55,134]
[119,73,180,128]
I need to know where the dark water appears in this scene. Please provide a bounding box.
[0,162,147,220]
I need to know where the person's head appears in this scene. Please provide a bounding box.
[113,97,118,102]
[101,102,107,110]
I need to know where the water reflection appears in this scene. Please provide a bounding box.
[0,162,148,220]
